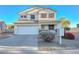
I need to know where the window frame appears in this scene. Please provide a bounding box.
[41,13,47,18]
[31,15,35,19]
[24,15,26,18]
[21,15,26,18]
[49,13,54,18]
[21,15,23,18]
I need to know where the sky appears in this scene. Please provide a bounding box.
[0,5,79,27]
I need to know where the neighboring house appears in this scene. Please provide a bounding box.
[69,28,79,34]
[77,24,79,28]
[14,6,59,35]
[69,24,79,34]
[0,21,7,33]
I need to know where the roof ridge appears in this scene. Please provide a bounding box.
[18,6,56,14]
[18,6,42,14]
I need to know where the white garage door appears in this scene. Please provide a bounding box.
[14,25,39,34]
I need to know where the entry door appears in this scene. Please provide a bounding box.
[49,25,54,30]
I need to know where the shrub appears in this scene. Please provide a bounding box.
[39,31,55,42]
[63,32,75,40]
[0,30,2,33]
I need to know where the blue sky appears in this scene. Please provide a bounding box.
[0,5,79,27]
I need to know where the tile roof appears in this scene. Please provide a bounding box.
[18,6,56,14]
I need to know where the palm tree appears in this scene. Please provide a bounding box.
[60,17,70,27]
[60,17,70,31]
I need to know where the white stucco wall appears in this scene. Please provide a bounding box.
[2,23,6,32]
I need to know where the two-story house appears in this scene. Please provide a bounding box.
[14,6,59,34]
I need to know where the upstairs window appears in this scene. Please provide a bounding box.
[31,15,35,19]
[21,15,23,18]
[41,13,47,18]
[49,13,54,18]
[21,15,26,18]
[24,16,26,18]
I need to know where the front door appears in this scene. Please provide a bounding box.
[49,25,54,30]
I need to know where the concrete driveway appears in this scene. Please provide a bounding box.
[0,35,38,46]
[0,35,39,54]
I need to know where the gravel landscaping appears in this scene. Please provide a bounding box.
[0,33,13,39]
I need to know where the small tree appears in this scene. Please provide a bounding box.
[7,24,14,30]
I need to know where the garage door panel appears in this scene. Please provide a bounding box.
[14,26,39,34]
